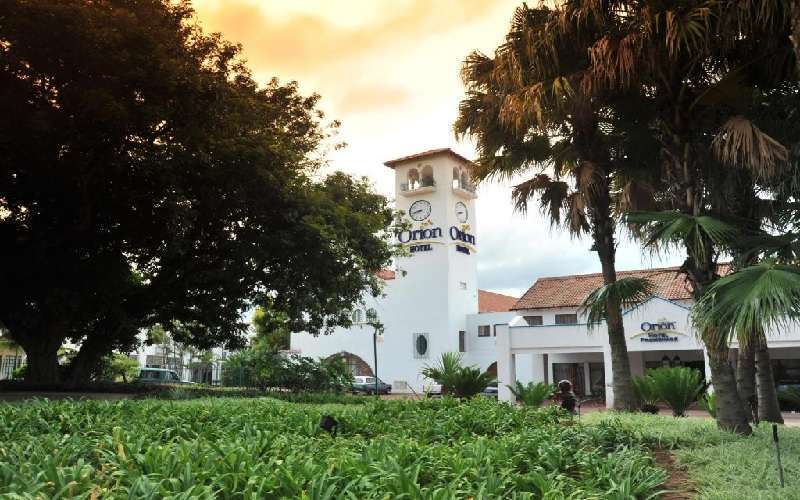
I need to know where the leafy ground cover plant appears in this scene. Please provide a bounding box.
[0,397,666,498]
[584,412,800,500]
[508,381,552,407]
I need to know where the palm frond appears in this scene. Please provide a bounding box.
[625,211,739,264]
[579,276,656,330]
[693,263,800,345]
[712,116,789,180]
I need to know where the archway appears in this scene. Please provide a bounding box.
[407,168,420,190]
[421,165,434,187]
[485,362,497,378]
[328,351,374,377]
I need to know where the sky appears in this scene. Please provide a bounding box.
[192,0,683,298]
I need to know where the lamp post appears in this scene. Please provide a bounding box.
[365,309,384,398]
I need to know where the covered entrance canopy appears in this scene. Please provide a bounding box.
[497,296,708,407]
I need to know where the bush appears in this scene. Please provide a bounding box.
[646,367,704,417]
[508,381,552,407]
[422,353,495,398]
[221,346,352,393]
[99,353,140,383]
[632,374,660,414]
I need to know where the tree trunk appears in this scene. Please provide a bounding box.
[790,0,800,77]
[65,334,113,386]
[595,214,637,410]
[707,343,752,435]
[18,337,62,384]
[755,331,784,424]
[736,341,757,422]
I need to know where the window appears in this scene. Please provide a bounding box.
[478,325,491,337]
[524,315,543,326]
[459,281,467,290]
[351,309,363,323]
[366,308,378,323]
[555,313,578,325]
[458,331,466,352]
[421,165,434,187]
[407,168,420,190]
[413,333,429,358]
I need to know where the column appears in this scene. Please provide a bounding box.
[496,324,516,402]
[583,361,591,396]
[603,347,614,408]
[628,351,645,377]
[531,353,546,383]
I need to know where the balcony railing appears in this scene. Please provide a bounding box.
[401,179,436,192]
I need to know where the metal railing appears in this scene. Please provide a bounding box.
[400,179,436,192]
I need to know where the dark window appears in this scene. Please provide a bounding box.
[478,325,491,337]
[492,325,497,336]
[458,331,466,352]
[414,333,429,358]
[555,314,578,325]
[524,315,543,326]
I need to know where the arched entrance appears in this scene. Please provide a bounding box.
[485,362,497,378]
[328,352,374,377]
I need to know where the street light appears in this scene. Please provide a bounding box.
[365,308,383,397]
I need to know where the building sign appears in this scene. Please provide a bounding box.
[455,245,470,255]
[410,244,432,253]
[397,227,443,243]
[631,319,684,343]
[449,226,476,245]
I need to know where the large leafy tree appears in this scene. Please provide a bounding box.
[0,1,394,384]
[455,4,660,410]
[584,0,797,433]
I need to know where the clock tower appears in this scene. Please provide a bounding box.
[383,148,479,378]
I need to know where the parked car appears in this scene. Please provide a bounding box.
[135,368,185,384]
[351,376,391,395]
[481,382,498,398]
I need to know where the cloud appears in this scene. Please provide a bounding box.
[193,0,503,77]
[337,85,410,113]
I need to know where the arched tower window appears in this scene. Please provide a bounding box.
[452,167,460,189]
[351,309,363,324]
[407,168,420,190]
[366,308,378,323]
[421,165,434,187]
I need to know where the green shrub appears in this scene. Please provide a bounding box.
[422,353,494,398]
[508,381,552,407]
[632,374,660,413]
[221,348,352,392]
[647,366,704,417]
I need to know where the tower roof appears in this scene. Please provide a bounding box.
[384,148,475,169]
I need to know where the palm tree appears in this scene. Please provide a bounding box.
[578,0,797,434]
[455,3,660,411]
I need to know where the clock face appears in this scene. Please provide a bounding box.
[455,202,468,223]
[409,200,432,221]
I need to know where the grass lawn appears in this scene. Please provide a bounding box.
[0,397,665,499]
[583,412,800,499]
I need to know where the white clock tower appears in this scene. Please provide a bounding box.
[383,148,479,377]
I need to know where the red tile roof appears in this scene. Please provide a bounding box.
[384,148,475,168]
[512,266,703,310]
[479,289,519,313]
[376,269,396,280]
